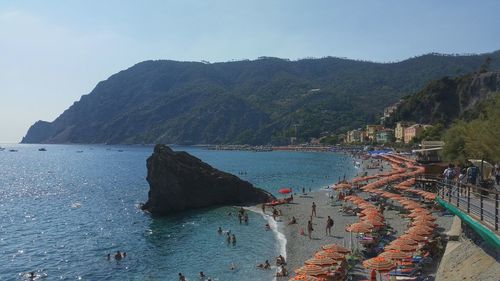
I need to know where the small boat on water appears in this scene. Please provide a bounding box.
[9,149,18,152]
[38,148,47,151]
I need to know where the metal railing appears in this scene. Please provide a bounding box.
[416,174,499,233]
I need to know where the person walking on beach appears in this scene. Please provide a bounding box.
[326,216,334,236]
[307,220,314,239]
[311,202,317,217]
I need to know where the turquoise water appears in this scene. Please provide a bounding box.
[0,144,355,280]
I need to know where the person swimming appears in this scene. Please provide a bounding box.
[114,251,122,260]
[257,260,271,269]
[217,227,222,234]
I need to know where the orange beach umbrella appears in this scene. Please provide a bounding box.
[289,275,327,281]
[362,256,396,272]
[345,222,373,233]
[399,233,427,242]
[321,244,350,253]
[294,265,330,276]
[379,250,413,260]
[315,250,346,260]
[304,257,337,266]
[385,243,417,252]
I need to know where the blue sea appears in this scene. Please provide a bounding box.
[0,144,355,281]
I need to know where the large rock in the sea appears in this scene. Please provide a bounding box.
[141,144,275,215]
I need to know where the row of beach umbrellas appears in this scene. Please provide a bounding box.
[359,155,437,279]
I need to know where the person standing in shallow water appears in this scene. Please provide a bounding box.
[178,273,186,281]
[311,202,317,217]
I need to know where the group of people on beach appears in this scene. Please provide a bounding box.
[304,202,335,239]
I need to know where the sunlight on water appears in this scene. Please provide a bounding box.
[0,144,354,280]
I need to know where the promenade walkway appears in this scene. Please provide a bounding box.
[416,175,499,235]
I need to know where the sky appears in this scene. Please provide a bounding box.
[1,0,500,143]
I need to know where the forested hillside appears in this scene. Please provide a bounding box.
[385,71,500,127]
[22,51,500,145]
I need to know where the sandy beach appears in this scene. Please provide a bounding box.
[269,156,454,280]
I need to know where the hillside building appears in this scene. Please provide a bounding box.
[346,129,364,143]
[376,129,395,143]
[395,121,412,142]
[366,125,384,141]
[404,124,432,143]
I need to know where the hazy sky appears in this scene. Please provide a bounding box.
[1,0,499,143]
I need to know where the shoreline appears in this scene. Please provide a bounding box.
[271,155,454,280]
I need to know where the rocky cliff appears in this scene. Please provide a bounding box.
[141,145,275,215]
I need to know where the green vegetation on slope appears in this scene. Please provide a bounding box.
[22,51,500,145]
[443,94,500,163]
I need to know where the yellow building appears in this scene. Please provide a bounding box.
[404,124,432,143]
[395,122,411,142]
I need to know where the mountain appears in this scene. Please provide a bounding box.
[385,71,500,127]
[22,51,500,145]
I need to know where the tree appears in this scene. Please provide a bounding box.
[443,94,500,163]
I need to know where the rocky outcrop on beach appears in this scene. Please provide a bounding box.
[141,144,275,215]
